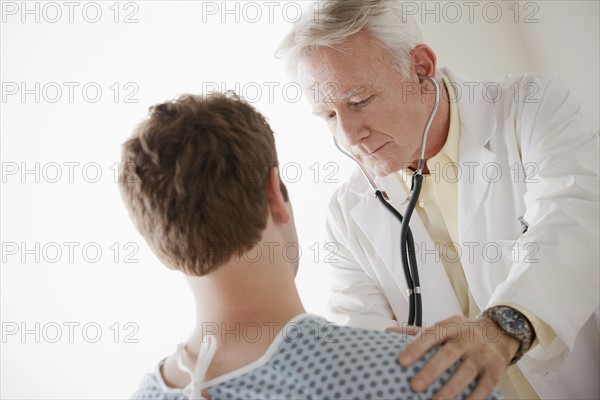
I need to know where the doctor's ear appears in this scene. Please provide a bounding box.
[266,167,291,224]
[410,44,437,82]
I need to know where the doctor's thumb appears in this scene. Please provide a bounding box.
[385,325,421,336]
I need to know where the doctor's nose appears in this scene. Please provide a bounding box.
[336,112,369,147]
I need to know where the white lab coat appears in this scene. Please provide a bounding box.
[325,67,599,399]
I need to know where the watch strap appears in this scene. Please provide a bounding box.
[480,306,535,365]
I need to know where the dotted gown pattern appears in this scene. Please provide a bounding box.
[131,315,503,400]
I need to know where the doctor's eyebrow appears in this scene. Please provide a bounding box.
[339,86,369,100]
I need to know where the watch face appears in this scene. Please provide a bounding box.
[500,308,526,334]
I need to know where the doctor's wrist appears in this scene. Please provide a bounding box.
[478,306,536,365]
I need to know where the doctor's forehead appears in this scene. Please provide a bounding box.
[298,49,380,85]
[297,55,385,106]
[296,31,392,80]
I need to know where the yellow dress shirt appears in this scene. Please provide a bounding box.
[395,76,554,399]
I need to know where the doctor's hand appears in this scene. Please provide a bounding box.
[386,315,519,400]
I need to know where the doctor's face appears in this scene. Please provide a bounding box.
[298,31,435,177]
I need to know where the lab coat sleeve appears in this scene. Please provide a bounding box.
[488,75,600,366]
[324,186,400,332]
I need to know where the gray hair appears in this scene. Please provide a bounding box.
[276,0,424,77]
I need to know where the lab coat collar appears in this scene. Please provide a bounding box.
[441,67,498,148]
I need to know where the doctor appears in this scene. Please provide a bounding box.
[277,1,599,399]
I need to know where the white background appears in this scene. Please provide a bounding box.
[1,1,598,398]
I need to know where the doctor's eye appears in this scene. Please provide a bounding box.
[351,97,371,107]
[325,111,337,121]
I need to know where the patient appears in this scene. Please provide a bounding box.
[120,93,502,399]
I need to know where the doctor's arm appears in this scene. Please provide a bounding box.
[486,75,599,360]
[394,75,599,399]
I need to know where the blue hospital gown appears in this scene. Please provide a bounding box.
[131,314,503,399]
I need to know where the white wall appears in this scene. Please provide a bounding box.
[517,1,599,132]
[1,1,597,398]
[421,0,599,131]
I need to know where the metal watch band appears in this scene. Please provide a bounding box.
[480,306,535,365]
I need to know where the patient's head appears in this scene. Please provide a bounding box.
[119,93,289,276]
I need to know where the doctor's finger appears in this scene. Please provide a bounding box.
[465,359,505,400]
[385,325,421,335]
[409,341,468,393]
[431,359,479,400]
[399,319,462,366]
[466,371,498,400]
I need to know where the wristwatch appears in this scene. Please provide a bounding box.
[480,306,536,365]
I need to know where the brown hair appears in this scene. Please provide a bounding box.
[118,93,288,276]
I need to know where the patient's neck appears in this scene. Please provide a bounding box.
[188,258,304,332]
[184,247,305,355]
[161,250,305,388]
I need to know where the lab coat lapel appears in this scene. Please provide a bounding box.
[444,68,502,309]
[443,68,498,239]
[349,173,463,324]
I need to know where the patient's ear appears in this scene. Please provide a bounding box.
[266,167,291,224]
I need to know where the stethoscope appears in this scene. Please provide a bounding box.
[333,75,440,327]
